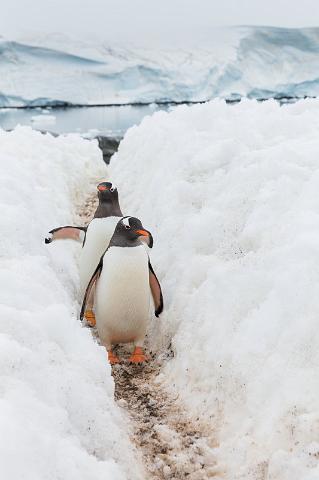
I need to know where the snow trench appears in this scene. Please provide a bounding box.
[0,126,218,480]
[3,98,319,480]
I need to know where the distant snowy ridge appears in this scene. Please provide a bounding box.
[1,26,319,107]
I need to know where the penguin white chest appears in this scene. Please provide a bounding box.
[79,216,119,292]
[95,245,150,348]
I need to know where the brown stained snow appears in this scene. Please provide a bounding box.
[79,183,221,480]
[112,348,220,479]
[77,190,99,226]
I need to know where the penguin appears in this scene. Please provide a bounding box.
[78,182,122,291]
[45,181,121,245]
[80,216,163,365]
[45,182,123,326]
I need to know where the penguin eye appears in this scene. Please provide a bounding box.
[110,187,115,192]
[125,225,131,230]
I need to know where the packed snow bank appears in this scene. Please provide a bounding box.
[1,26,319,107]
[0,127,143,480]
[111,99,319,479]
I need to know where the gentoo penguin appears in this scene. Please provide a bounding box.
[45,181,123,326]
[45,181,122,245]
[80,216,163,365]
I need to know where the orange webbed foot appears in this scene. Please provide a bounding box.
[108,350,120,365]
[129,347,148,364]
[85,310,96,327]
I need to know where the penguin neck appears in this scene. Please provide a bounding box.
[94,199,123,219]
[109,236,142,248]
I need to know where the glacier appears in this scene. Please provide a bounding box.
[0,26,319,107]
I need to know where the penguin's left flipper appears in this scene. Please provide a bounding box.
[80,260,103,321]
[45,226,87,244]
[148,260,163,317]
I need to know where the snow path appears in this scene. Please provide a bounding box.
[112,354,220,479]
[80,192,220,480]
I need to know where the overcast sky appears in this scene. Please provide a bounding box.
[1,0,318,45]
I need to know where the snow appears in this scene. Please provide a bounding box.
[110,98,319,479]
[0,127,143,480]
[1,26,319,107]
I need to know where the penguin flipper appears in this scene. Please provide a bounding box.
[80,260,103,321]
[45,226,87,244]
[148,260,163,317]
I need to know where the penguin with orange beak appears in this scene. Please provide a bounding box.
[45,182,123,326]
[80,216,163,365]
[45,182,121,245]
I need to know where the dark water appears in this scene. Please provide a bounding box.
[0,104,171,137]
[0,96,305,138]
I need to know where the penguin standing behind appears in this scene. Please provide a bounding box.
[80,216,163,364]
[45,182,123,326]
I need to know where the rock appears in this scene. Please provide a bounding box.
[6,127,121,165]
[96,136,121,164]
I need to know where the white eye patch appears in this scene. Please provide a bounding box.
[122,217,131,228]
[110,183,116,192]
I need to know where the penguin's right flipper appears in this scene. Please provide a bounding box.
[148,260,164,317]
[45,226,87,244]
[80,260,103,321]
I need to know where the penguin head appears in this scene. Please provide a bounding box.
[111,216,153,248]
[97,182,118,202]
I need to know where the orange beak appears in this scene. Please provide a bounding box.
[97,185,108,191]
[135,228,153,248]
[135,229,149,237]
